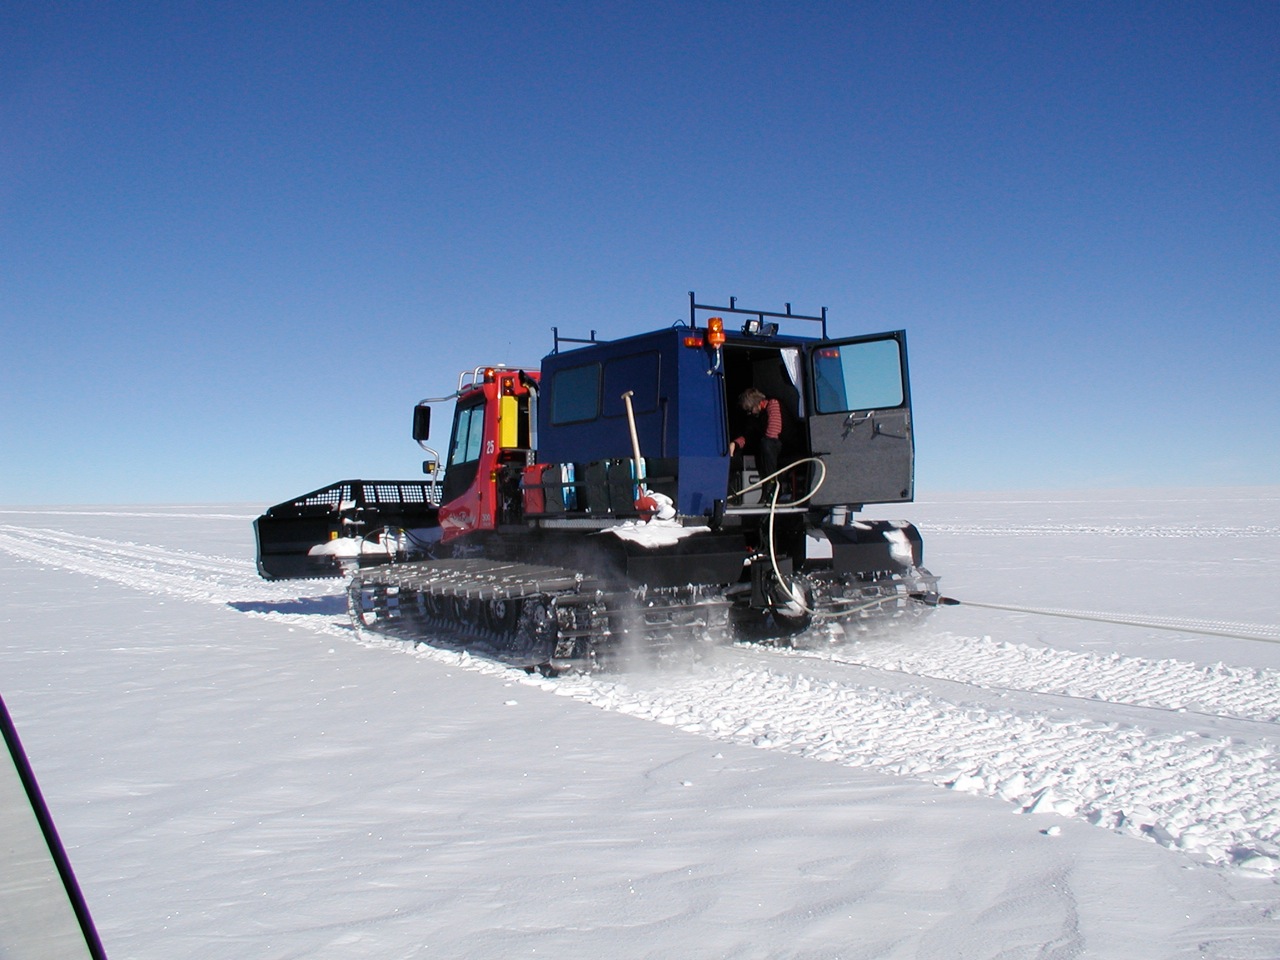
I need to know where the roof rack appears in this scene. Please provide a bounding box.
[551,327,610,354]
[688,291,828,340]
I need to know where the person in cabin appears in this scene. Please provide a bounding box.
[731,387,785,498]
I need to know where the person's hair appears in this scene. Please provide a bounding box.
[738,387,766,412]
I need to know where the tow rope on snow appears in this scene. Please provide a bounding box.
[926,595,1280,644]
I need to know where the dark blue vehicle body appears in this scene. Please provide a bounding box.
[538,327,734,516]
[536,316,916,518]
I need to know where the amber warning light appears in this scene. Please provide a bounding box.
[706,316,726,348]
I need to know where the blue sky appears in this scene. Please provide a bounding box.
[3,1,1277,505]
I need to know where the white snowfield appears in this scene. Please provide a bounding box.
[2,488,1279,959]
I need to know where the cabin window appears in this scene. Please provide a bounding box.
[551,363,601,424]
[602,351,660,418]
[449,402,487,467]
[812,339,904,413]
[441,400,487,504]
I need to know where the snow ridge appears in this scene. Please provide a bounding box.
[534,666,1280,874]
[825,633,1280,722]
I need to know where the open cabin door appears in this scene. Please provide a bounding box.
[805,331,914,506]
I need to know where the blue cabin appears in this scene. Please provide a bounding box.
[536,299,916,518]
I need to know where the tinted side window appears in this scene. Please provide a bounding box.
[551,364,601,424]
[812,339,904,413]
[602,352,660,418]
[448,403,486,467]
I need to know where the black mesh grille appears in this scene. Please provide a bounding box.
[279,480,441,512]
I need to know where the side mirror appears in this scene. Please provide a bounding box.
[412,404,431,441]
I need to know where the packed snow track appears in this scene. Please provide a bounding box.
[4,506,1280,879]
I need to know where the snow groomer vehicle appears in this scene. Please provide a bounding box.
[254,293,938,670]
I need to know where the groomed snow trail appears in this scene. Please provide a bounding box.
[822,633,1280,722]
[540,664,1280,874]
[4,521,1280,878]
[0,524,347,621]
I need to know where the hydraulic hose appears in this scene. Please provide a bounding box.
[731,457,828,615]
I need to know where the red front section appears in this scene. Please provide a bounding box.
[437,369,538,542]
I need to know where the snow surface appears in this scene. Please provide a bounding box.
[2,488,1280,959]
